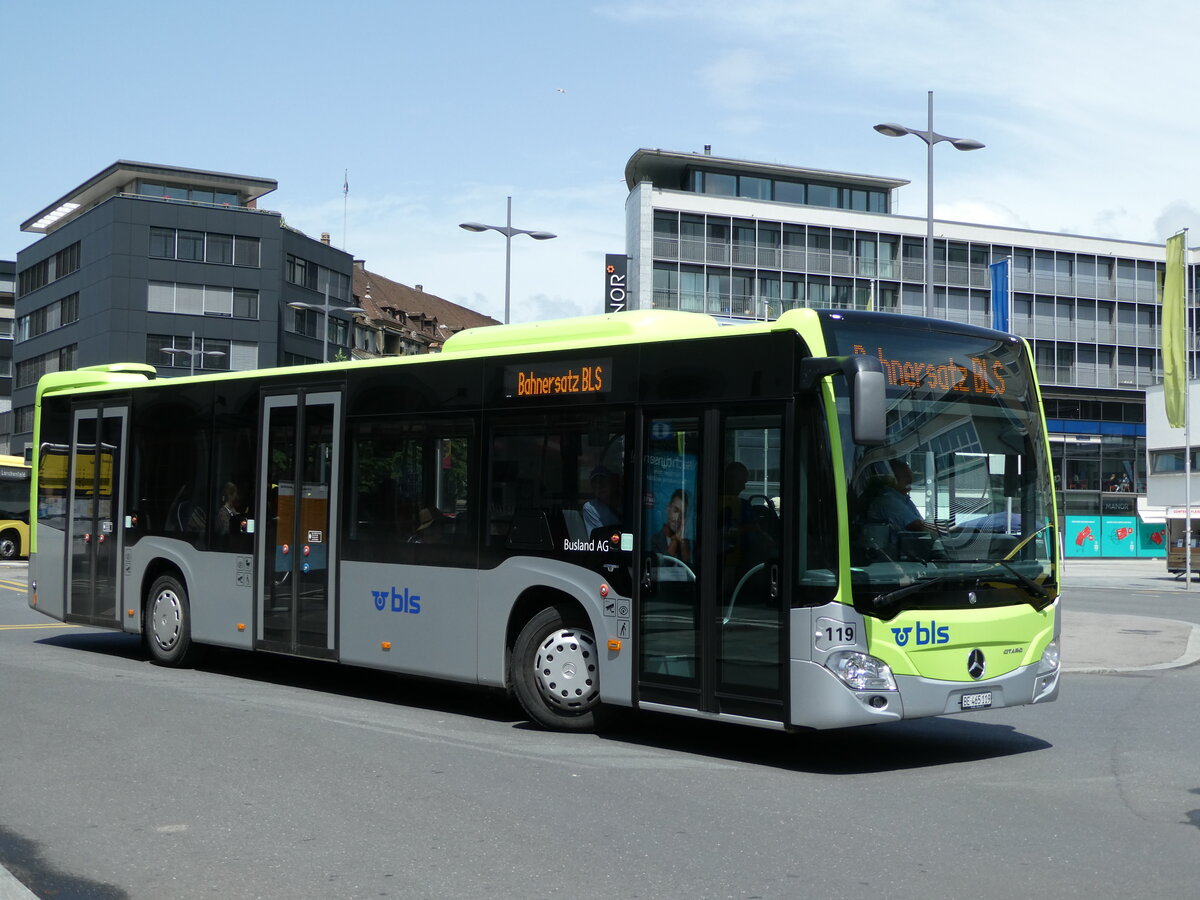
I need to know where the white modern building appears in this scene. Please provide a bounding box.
[623,147,1198,557]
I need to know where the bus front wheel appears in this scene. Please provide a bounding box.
[512,606,605,732]
[145,574,195,667]
[0,531,19,560]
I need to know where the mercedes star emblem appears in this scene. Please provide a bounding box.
[967,649,986,680]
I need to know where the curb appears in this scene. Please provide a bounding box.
[0,865,36,900]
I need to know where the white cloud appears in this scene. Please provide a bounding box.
[1154,203,1200,243]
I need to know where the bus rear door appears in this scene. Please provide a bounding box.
[65,405,127,627]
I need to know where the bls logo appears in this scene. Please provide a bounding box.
[372,587,422,614]
[891,621,950,647]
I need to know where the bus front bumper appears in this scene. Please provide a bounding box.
[789,656,1060,730]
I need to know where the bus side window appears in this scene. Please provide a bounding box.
[344,418,473,564]
[487,413,628,558]
[212,386,258,553]
[131,387,211,548]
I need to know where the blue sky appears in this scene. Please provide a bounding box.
[4,1,1199,322]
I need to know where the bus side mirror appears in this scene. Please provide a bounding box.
[846,356,886,446]
[798,355,886,446]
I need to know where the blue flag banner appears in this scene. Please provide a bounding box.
[990,259,1010,333]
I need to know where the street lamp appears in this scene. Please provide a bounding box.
[460,196,556,324]
[161,331,225,376]
[875,90,984,317]
[288,285,366,363]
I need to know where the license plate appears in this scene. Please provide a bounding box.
[961,691,992,710]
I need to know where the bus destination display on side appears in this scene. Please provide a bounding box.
[504,358,611,398]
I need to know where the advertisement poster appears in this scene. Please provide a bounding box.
[1064,515,1102,558]
[1137,521,1167,558]
[1100,516,1137,558]
[643,432,698,567]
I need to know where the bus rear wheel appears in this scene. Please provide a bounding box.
[512,606,605,732]
[145,574,195,667]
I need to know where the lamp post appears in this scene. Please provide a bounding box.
[288,285,366,363]
[161,331,225,376]
[460,196,556,324]
[875,91,984,318]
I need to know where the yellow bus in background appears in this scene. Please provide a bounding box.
[0,453,31,559]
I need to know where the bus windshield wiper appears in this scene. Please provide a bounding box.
[954,559,1052,601]
[871,573,978,610]
[870,559,1051,611]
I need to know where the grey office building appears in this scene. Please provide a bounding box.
[12,161,356,452]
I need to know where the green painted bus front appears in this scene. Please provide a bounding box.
[27,308,1060,732]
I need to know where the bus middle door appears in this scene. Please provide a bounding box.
[257,391,343,659]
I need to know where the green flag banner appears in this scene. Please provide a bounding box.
[1163,232,1187,428]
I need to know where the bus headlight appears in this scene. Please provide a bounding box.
[1037,640,1060,675]
[826,651,897,691]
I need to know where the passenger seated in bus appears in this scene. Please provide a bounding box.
[215,482,242,538]
[166,484,206,535]
[581,466,621,533]
[720,461,773,574]
[410,506,448,543]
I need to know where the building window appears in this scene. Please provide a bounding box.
[177,231,205,261]
[17,241,80,296]
[14,406,33,434]
[282,351,320,367]
[16,345,76,389]
[149,228,175,258]
[233,236,260,267]
[149,335,257,372]
[703,172,737,197]
[147,228,259,267]
[807,183,838,208]
[233,290,258,318]
[290,307,319,338]
[16,293,79,341]
[775,181,805,204]
[138,182,241,207]
[286,255,314,289]
[206,233,233,265]
[147,281,259,319]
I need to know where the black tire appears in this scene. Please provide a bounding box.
[0,531,19,560]
[145,574,196,667]
[511,605,607,732]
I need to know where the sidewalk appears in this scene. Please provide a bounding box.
[0,869,35,900]
[1060,556,1200,674]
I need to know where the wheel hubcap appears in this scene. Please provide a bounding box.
[150,590,182,651]
[533,628,600,711]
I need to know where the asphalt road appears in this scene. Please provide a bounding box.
[2,561,1198,900]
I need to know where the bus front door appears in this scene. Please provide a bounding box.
[65,406,127,627]
[257,392,343,659]
[637,409,788,723]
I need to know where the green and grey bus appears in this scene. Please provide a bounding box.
[28,308,1060,731]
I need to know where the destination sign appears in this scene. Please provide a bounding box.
[504,358,611,398]
[852,344,1008,397]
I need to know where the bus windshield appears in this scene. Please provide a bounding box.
[822,315,1057,615]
